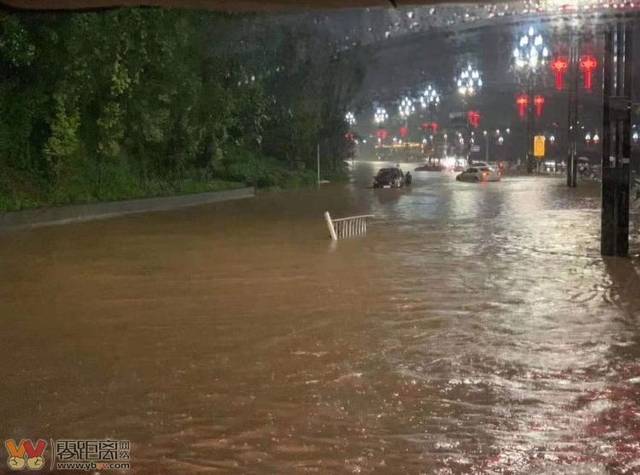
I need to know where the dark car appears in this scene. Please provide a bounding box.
[373,168,405,188]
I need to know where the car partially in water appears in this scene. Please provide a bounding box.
[456,166,501,183]
[373,167,405,188]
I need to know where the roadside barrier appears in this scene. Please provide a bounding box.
[324,211,373,240]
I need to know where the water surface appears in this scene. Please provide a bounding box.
[1,161,639,473]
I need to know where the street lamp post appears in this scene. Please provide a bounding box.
[566,29,582,188]
[513,26,549,173]
[456,65,482,159]
[483,130,489,163]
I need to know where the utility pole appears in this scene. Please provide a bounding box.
[601,20,632,257]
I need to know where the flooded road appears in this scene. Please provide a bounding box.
[1,161,639,473]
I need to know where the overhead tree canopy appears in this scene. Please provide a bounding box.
[0,8,361,210]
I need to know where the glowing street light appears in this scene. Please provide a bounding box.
[420,84,441,108]
[585,131,600,144]
[398,97,416,119]
[374,107,389,125]
[456,64,483,97]
[513,26,550,72]
[345,111,356,126]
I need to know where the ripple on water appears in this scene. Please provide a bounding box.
[0,165,638,472]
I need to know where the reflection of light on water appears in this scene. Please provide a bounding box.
[367,173,635,471]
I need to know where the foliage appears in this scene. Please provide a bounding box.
[0,9,362,211]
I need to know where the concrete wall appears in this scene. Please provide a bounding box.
[0,187,255,232]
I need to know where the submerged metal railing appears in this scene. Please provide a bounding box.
[324,211,374,240]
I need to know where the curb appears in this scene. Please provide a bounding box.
[0,187,255,232]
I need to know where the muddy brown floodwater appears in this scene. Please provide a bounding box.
[1,161,640,474]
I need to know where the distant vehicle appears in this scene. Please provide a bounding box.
[373,167,405,188]
[456,166,501,183]
[415,163,443,172]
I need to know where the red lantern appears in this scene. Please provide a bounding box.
[467,110,481,128]
[579,55,597,91]
[376,129,388,141]
[516,94,529,120]
[551,56,569,91]
[421,122,439,133]
[534,95,545,118]
[399,127,409,138]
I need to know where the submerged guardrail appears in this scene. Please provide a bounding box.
[324,211,374,241]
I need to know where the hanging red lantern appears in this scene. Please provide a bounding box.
[421,122,439,133]
[534,95,545,117]
[467,110,481,128]
[399,126,409,138]
[579,55,597,91]
[516,94,529,120]
[376,129,388,141]
[551,56,569,91]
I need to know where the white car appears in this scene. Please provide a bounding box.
[456,166,501,182]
